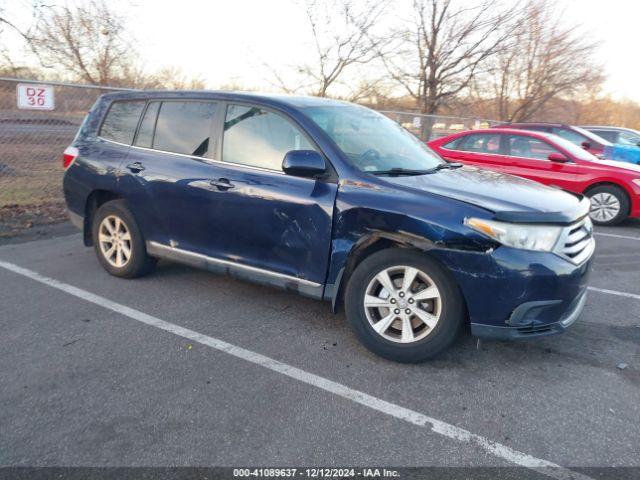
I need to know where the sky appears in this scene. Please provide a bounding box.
[4,0,640,101]
[562,0,639,101]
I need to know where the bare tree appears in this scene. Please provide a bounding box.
[0,1,47,75]
[30,1,133,85]
[121,66,207,90]
[381,0,523,137]
[0,1,34,43]
[485,0,603,122]
[270,0,390,97]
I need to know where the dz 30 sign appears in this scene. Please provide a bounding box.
[16,83,55,110]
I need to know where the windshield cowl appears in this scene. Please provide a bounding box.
[370,163,464,176]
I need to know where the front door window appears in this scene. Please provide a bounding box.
[222,105,315,171]
[506,135,559,160]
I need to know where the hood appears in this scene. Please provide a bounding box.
[382,166,589,224]
[592,157,640,173]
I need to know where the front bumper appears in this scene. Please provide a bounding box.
[470,290,587,340]
[433,243,593,338]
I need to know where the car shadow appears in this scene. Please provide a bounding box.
[146,260,637,380]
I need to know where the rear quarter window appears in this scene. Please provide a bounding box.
[99,101,145,144]
[443,138,461,149]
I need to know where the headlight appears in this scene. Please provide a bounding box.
[464,217,562,252]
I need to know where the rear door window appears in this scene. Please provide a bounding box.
[222,104,315,171]
[453,133,502,154]
[152,101,217,157]
[100,101,145,144]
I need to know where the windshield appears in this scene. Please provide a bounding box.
[573,126,613,146]
[618,130,640,146]
[303,105,443,173]
[548,134,601,161]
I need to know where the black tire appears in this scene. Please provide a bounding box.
[91,199,156,278]
[344,249,465,363]
[586,185,629,226]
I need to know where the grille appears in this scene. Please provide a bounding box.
[516,324,554,335]
[554,216,595,265]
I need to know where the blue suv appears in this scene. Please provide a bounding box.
[63,91,594,362]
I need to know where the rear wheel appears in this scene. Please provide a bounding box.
[92,200,156,278]
[587,185,629,226]
[344,249,464,363]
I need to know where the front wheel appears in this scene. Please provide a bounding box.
[344,249,465,363]
[587,185,629,226]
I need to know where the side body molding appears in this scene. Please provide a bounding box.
[147,241,324,299]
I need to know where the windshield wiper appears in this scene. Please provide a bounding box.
[370,168,434,176]
[431,162,464,171]
[371,163,464,176]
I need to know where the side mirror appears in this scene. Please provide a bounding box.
[282,150,326,178]
[548,152,569,163]
[581,141,591,149]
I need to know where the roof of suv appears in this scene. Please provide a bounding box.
[581,126,638,132]
[98,90,352,110]
[441,127,556,138]
[496,123,613,145]
[430,128,569,146]
[496,122,568,128]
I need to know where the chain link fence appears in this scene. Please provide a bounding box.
[0,78,129,205]
[0,78,131,234]
[0,77,500,234]
[379,110,503,142]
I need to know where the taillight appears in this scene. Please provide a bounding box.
[62,146,79,169]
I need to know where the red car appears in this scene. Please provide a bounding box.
[493,123,610,158]
[428,128,640,225]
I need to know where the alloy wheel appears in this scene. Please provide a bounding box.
[98,215,132,268]
[589,193,620,222]
[363,265,442,343]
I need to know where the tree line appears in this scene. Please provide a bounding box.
[1,0,637,128]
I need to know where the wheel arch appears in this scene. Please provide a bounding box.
[583,181,632,214]
[83,190,122,246]
[329,231,464,314]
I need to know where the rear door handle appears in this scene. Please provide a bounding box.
[126,161,145,173]
[209,178,235,191]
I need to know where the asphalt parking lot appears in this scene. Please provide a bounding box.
[0,221,638,478]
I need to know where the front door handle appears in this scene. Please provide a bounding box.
[126,161,145,173]
[209,178,235,191]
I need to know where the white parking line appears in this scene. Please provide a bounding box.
[0,259,593,480]
[594,232,640,241]
[588,286,640,300]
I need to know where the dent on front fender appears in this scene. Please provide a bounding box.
[323,186,497,307]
